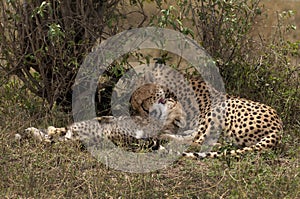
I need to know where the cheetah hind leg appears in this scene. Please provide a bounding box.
[17,127,52,143]
[17,126,69,143]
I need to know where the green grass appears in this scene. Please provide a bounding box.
[0,78,299,198]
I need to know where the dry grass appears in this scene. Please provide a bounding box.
[261,0,300,41]
[1,129,299,198]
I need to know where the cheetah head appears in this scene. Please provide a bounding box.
[149,98,187,131]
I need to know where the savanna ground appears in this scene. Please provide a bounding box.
[1,0,300,198]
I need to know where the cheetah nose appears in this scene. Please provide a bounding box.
[158,98,166,104]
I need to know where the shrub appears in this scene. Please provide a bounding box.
[1,0,299,127]
[0,0,119,110]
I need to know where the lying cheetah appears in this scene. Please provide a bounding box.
[19,98,186,152]
[130,64,283,158]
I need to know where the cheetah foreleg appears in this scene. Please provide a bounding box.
[159,129,197,144]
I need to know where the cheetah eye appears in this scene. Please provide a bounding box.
[174,118,185,128]
[175,118,181,123]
